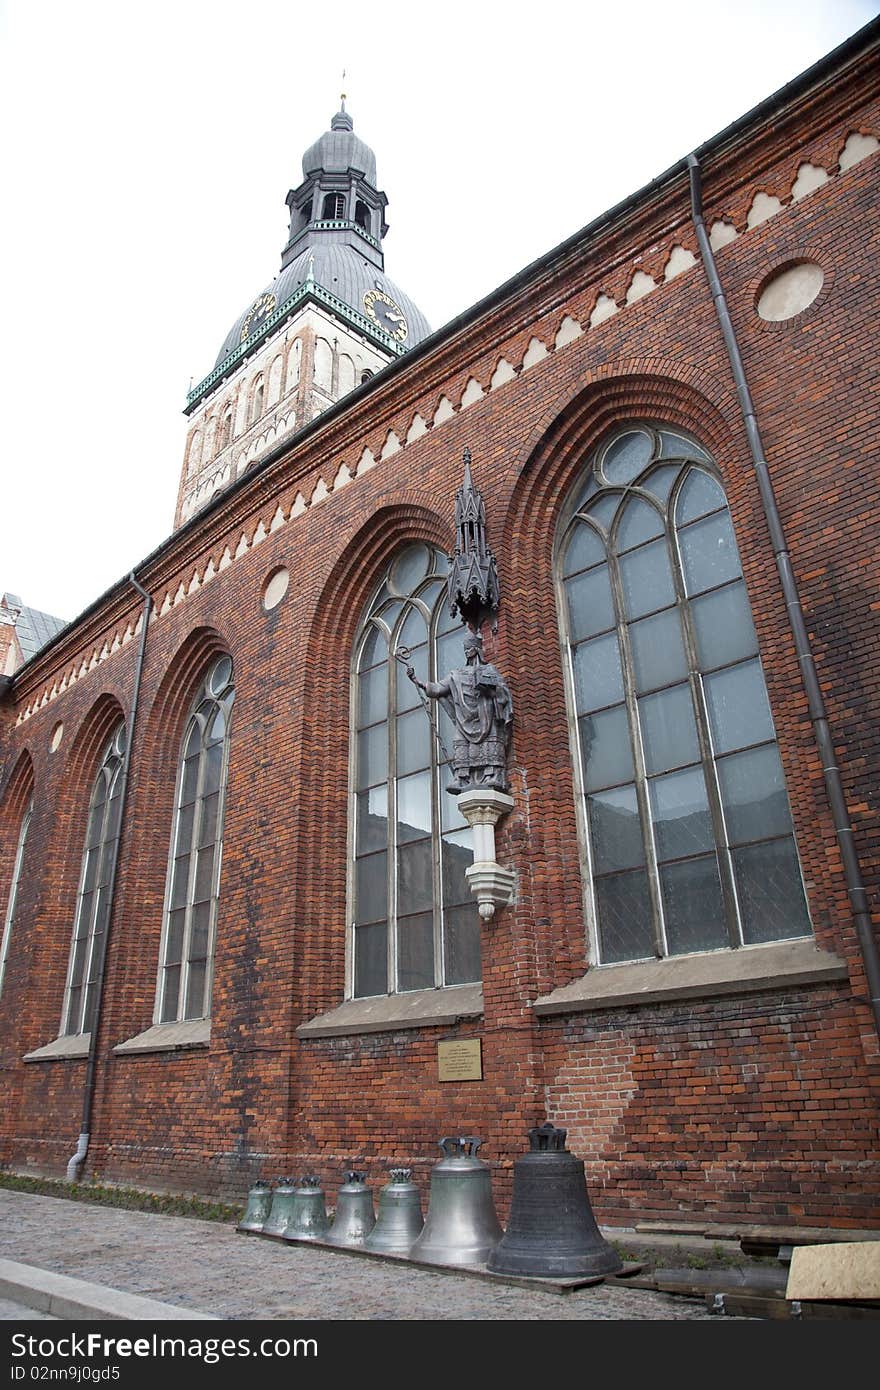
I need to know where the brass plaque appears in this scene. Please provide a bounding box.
[437,1038,483,1082]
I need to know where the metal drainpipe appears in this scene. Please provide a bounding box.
[67,573,153,1181]
[687,152,880,1043]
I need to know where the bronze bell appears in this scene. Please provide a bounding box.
[364,1168,424,1256]
[283,1175,330,1242]
[238,1179,273,1233]
[262,1176,299,1238]
[487,1122,623,1279]
[326,1171,375,1247]
[409,1137,502,1267]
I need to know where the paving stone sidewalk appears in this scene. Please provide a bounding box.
[0,1190,716,1321]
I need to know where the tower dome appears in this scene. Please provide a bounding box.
[209,104,430,372]
[179,101,431,529]
[301,108,377,184]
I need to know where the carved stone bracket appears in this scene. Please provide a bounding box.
[457,788,516,921]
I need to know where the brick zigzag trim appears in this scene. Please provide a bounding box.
[16,129,878,726]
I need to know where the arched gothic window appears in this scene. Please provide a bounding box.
[557,424,811,963]
[220,409,233,452]
[0,799,32,999]
[157,656,234,1023]
[251,377,265,426]
[351,544,477,997]
[62,725,126,1035]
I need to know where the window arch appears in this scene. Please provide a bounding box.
[557,423,811,963]
[322,192,345,220]
[219,408,233,452]
[157,655,234,1023]
[62,724,126,1035]
[0,799,32,999]
[251,376,265,426]
[351,544,477,997]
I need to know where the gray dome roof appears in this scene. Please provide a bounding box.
[214,242,431,367]
[302,109,377,184]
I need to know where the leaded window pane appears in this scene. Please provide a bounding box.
[595,870,655,962]
[396,709,431,776]
[649,766,714,861]
[356,851,387,923]
[588,785,644,873]
[442,830,473,909]
[601,429,653,484]
[691,581,758,670]
[678,509,742,595]
[444,903,482,986]
[579,705,634,792]
[559,424,811,964]
[675,468,726,523]
[352,545,478,995]
[62,726,126,1036]
[573,632,624,712]
[704,659,775,754]
[639,683,700,774]
[358,724,388,787]
[563,523,606,577]
[718,744,790,844]
[397,913,434,992]
[357,786,388,854]
[0,802,32,999]
[359,663,389,725]
[660,856,728,955]
[616,498,664,552]
[397,838,433,915]
[619,539,676,619]
[630,608,688,693]
[158,657,234,1024]
[396,771,432,843]
[733,838,813,944]
[354,922,388,998]
[566,565,615,641]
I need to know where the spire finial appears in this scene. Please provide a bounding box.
[340,67,346,112]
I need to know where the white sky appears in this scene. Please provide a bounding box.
[1,0,877,624]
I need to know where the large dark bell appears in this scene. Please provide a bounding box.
[487,1123,622,1279]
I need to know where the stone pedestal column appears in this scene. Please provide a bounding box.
[457,789,516,921]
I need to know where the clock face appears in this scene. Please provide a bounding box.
[240,292,277,343]
[363,288,408,343]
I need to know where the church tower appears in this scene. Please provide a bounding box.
[175,103,430,528]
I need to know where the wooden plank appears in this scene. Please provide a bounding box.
[709,1292,880,1321]
[654,1267,788,1299]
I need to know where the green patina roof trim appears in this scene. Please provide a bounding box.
[185,281,404,414]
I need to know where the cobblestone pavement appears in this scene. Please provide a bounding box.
[0,1191,716,1321]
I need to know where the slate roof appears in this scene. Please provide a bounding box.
[2,593,67,662]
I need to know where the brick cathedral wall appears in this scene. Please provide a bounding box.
[1,67,878,1219]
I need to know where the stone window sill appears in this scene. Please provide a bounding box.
[532,940,848,1016]
[24,1034,91,1062]
[113,1019,211,1055]
[297,983,483,1039]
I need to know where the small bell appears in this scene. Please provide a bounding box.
[487,1122,623,1279]
[326,1171,375,1247]
[410,1137,502,1267]
[261,1177,299,1238]
[238,1179,273,1233]
[283,1175,330,1242]
[364,1168,424,1256]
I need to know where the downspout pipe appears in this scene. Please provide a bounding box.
[67,573,153,1181]
[687,152,880,1044]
